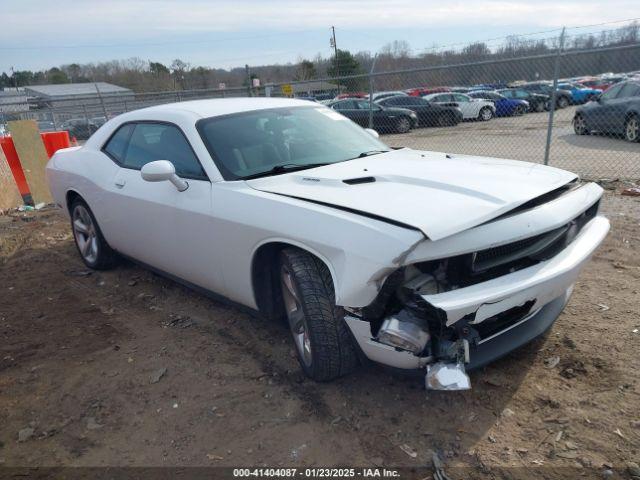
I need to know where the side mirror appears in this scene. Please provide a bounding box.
[141,160,188,192]
[365,128,379,138]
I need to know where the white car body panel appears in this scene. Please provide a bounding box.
[247,149,576,241]
[423,93,495,119]
[45,98,609,373]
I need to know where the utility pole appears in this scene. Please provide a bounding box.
[10,66,18,92]
[330,26,339,76]
[330,26,340,93]
[543,26,566,166]
[245,64,252,97]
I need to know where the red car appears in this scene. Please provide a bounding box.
[406,86,451,97]
[579,78,613,91]
[335,92,368,99]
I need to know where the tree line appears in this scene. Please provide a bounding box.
[1,22,638,94]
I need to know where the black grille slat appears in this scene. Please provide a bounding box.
[469,200,599,275]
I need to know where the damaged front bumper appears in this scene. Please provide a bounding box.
[344,215,610,384]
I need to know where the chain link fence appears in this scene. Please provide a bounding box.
[1,33,639,180]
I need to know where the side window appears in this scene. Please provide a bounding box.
[600,83,624,101]
[618,83,640,98]
[515,90,529,99]
[103,124,134,162]
[453,94,469,102]
[122,123,206,179]
[333,101,354,110]
[501,90,513,98]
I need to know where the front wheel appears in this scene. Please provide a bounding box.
[534,101,545,113]
[513,105,526,116]
[573,114,589,136]
[395,116,412,133]
[478,106,493,121]
[625,115,639,142]
[70,198,117,269]
[279,248,358,382]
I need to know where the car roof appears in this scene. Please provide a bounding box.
[134,97,317,119]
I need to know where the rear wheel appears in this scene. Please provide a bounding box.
[625,115,639,142]
[573,114,589,136]
[438,112,456,127]
[279,248,358,382]
[557,96,570,109]
[395,116,412,133]
[478,106,493,121]
[513,105,526,116]
[70,198,117,269]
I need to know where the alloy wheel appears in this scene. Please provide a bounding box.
[280,265,312,367]
[574,115,587,135]
[626,116,639,142]
[480,107,493,121]
[72,205,99,264]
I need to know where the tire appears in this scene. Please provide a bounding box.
[279,248,358,382]
[534,101,545,113]
[624,115,640,142]
[513,105,526,116]
[70,198,117,270]
[438,112,456,127]
[478,106,493,121]
[573,114,589,136]
[557,96,569,109]
[395,116,412,134]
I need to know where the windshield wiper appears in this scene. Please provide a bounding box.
[241,163,330,180]
[349,150,390,160]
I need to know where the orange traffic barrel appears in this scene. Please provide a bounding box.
[40,131,71,158]
[0,136,30,197]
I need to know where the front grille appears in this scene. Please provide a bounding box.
[470,200,599,275]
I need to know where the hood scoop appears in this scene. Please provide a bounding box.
[343,176,376,185]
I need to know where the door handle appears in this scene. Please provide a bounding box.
[115,179,126,188]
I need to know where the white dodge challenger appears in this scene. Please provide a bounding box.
[46,98,609,389]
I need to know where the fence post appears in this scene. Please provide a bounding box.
[368,55,379,129]
[543,27,566,166]
[82,104,90,128]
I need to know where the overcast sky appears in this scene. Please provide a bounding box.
[0,0,637,73]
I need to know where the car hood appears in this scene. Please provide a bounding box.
[246,149,577,241]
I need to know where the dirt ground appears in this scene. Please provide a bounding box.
[0,188,639,479]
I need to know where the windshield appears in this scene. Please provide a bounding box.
[197,106,389,180]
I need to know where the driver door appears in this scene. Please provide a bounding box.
[100,122,224,293]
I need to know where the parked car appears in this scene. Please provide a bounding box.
[423,92,495,121]
[497,88,550,112]
[467,90,528,116]
[61,118,99,140]
[557,83,602,104]
[578,77,615,91]
[573,80,640,142]
[328,98,417,133]
[0,123,7,137]
[91,116,108,127]
[335,92,368,99]
[406,86,450,97]
[376,95,462,126]
[45,98,609,387]
[369,91,408,102]
[37,120,57,132]
[520,83,572,109]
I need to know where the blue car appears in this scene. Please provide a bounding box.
[557,83,602,104]
[468,90,529,116]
